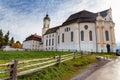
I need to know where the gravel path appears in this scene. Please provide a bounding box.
[85,57,120,80]
[71,60,109,80]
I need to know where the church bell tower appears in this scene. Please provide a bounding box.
[42,14,50,35]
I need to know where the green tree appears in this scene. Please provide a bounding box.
[4,31,9,46]
[9,37,14,46]
[0,29,3,48]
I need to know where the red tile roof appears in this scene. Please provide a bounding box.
[44,26,60,35]
[24,34,42,41]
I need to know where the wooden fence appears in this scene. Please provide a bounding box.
[0,53,81,80]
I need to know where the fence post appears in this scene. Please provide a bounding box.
[81,51,83,58]
[10,60,18,80]
[73,52,76,60]
[57,55,61,67]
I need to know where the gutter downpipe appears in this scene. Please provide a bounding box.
[95,22,98,52]
[78,23,81,52]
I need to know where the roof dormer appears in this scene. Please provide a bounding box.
[96,13,103,21]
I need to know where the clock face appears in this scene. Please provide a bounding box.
[84,25,88,30]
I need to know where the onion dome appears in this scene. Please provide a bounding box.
[44,14,50,21]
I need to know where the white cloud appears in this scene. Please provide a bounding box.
[50,0,120,43]
[0,5,43,42]
[50,0,107,27]
[0,0,120,44]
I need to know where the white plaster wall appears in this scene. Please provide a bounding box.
[43,33,57,51]
[42,21,116,52]
[58,23,80,51]
[23,40,42,50]
[79,23,97,52]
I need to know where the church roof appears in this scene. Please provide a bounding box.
[99,9,109,17]
[24,34,42,42]
[62,9,109,26]
[44,9,109,35]
[44,26,60,35]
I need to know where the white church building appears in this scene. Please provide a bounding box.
[23,8,116,52]
[42,8,116,52]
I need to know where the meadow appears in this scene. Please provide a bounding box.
[0,51,117,80]
[0,51,117,64]
[18,55,98,80]
[94,52,117,58]
[0,51,72,64]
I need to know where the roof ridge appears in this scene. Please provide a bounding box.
[69,10,95,17]
[96,9,109,14]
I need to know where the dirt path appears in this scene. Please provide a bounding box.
[71,60,109,80]
[85,57,120,80]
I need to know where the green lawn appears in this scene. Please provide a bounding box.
[17,52,117,80]
[0,51,117,64]
[93,52,117,59]
[18,55,97,80]
[0,51,117,80]
[0,51,72,64]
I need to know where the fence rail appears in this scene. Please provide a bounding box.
[0,52,81,80]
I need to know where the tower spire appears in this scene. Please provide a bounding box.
[42,13,51,35]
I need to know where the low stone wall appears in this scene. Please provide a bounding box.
[3,46,24,51]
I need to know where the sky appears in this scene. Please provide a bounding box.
[0,0,120,45]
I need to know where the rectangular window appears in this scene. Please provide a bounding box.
[46,40,48,46]
[52,47,53,50]
[81,31,84,41]
[89,31,92,41]
[52,34,54,37]
[71,32,73,42]
[52,39,54,45]
[58,35,59,44]
[62,33,64,42]
[105,31,109,41]
[49,39,51,46]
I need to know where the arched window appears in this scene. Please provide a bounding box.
[89,31,92,41]
[68,28,70,31]
[52,39,54,45]
[105,30,109,41]
[46,40,48,46]
[58,36,59,44]
[62,33,64,42]
[81,31,84,41]
[71,32,73,42]
[49,39,51,46]
[48,24,49,27]
[65,27,70,32]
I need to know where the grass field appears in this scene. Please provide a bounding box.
[17,52,117,80]
[0,51,72,64]
[0,51,117,80]
[0,51,117,64]
[18,55,98,80]
[94,52,117,59]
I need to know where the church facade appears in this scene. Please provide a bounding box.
[42,8,116,52]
